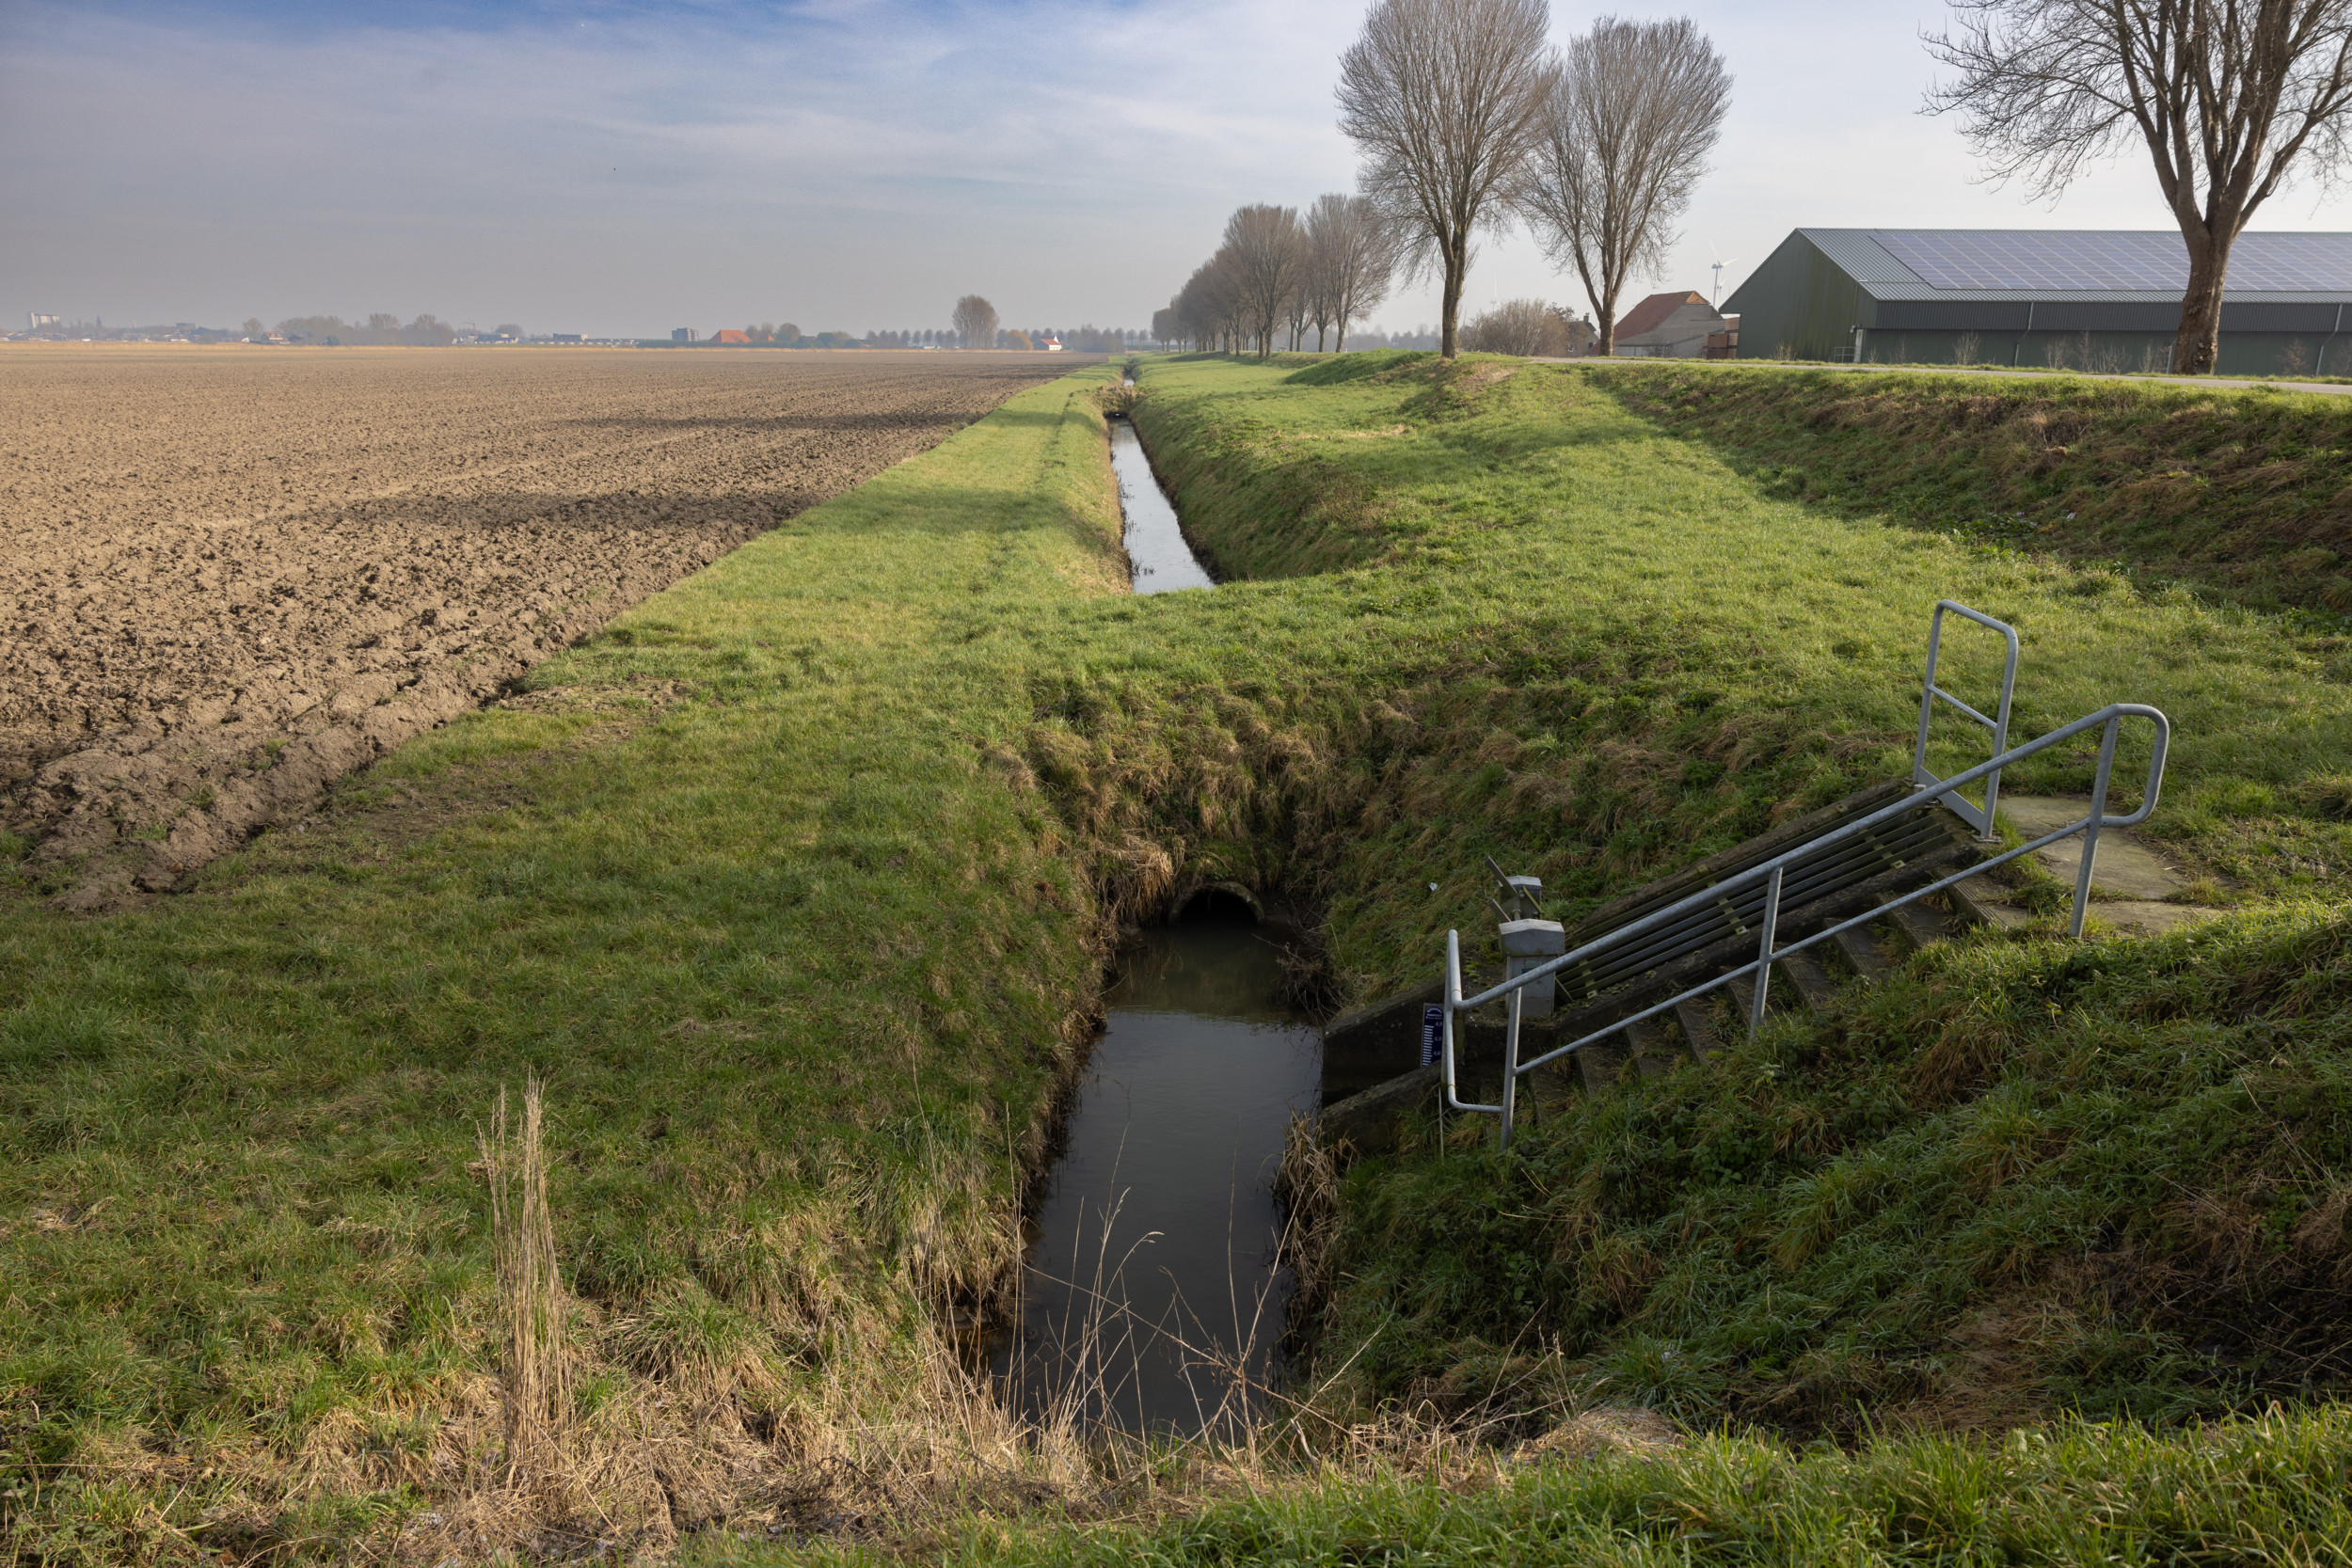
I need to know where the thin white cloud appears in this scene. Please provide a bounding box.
[7,0,2351,336]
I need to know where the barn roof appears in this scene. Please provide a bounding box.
[1797,229,2352,303]
[1615,291,1710,339]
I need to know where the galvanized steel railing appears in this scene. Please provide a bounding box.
[1915,599,2018,839]
[1441,700,2171,1150]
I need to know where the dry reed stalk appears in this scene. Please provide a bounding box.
[483,1077,575,1493]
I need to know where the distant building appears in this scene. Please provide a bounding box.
[550,333,583,343]
[1726,228,2352,373]
[28,313,58,331]
[672,327,698,342]
[710,329,751,344]
[1041,336,1064,351]
[1612,292,1733,357]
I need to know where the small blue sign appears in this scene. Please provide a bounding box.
[1421,1004,1444,1067]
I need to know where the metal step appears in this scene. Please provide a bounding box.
[1317,779,1984,1152]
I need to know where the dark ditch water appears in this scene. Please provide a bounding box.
[1108,417,1215,594]
[995,898,1320,1433]
[980,428,1423,1433]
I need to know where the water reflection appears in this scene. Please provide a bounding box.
[1110,418,1216,594]
[998,902,1317,1433]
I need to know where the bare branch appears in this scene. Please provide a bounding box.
[1924,0,2352,372]
[1518,15,1731,356]
[1337,0,1557,356]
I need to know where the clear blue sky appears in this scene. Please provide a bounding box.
[8,0,2352,339]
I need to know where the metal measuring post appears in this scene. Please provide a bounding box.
[1499,918,1568,1018]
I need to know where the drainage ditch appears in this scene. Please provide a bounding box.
[978,425,1390,1433]
[994,895,1319,1433]
[1107,417,1215,594]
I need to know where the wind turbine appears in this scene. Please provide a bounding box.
[1708,245,1739,310]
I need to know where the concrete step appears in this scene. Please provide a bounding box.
[1577,1036,1628,1094]
[1883,897,1959,953]
[1779,948,1840,1009]
[1726,970,1761,1023]
[1832,924,1893,982]
[1623,1014,1683,1079]
[1673,996,1724,1060]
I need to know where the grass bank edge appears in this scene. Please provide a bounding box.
[0,363,1137,1558]
[1088,353,2352,1423]
[732,1402,2352,1567]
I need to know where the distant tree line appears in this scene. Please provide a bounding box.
[1152,0,1729,359]
[262,313,478,346]
[1155,193,1398,355]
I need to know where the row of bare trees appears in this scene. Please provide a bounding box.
[1338,0,2352,374]
[1152,1,1734,363]
[1153,194,1399,355]
[1337,0,1731,358]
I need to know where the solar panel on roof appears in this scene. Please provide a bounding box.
[1870,230,2352,293]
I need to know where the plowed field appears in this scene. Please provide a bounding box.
[0,346,1073,906]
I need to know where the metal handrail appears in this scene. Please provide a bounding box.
[1441,701,2169,1149]
[1915,601,2018,839]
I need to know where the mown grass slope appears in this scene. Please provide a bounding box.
[1315,906,2352,1430]
[1104,353,2352,1005]
[0,369,1134,1560]
[1600,360,2352,614]
[9,346,2352,1561]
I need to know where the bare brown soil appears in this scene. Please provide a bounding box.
[0,345,1073,905]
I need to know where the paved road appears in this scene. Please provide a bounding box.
[1535,356,2352,396]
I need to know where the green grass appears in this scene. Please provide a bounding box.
[738,1404,2352,1566]
[0,368,1135,1560]
[1314,904,2352,1430]
[1597,359,2352,615]
[9,347,2352,1557]
[1089,352,2352,1002]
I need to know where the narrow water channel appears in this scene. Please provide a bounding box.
[1108,418,1215,594]
[998,900,1319,1433]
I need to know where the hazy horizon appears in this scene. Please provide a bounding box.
[12,0,2352,342]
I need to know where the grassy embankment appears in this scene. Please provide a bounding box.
[865,1403,2352,1567]
[12,345,2352,1563]
[875,350,2352,1566]
[0,370,1143,1560]
[1600,358,2352,614]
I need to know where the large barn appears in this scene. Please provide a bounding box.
[1723,229,2352,375]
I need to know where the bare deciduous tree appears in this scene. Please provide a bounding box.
[1176,248,1248,351]
[1223,204,1309,357]
[951,293,998,351]
[1337,0,1557,358]
[1927,0,2352,374]
[1461,297,1590,355]
[1304,191,1397,351]
[1520,16,1730,357]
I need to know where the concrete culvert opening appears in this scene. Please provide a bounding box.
[993,873,1318,1435]
[1175,883,1260,925]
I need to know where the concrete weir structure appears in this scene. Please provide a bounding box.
[1727,228,2352,375]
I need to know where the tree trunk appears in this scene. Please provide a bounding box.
[2173,238,2229,374]
[1439,240,1466,358]
[1596,303,1617,356]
